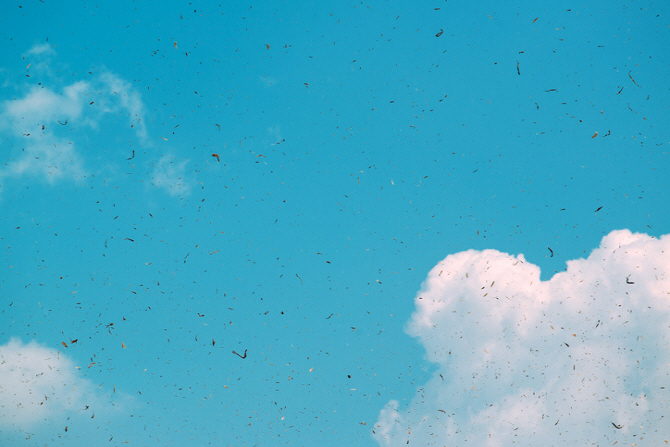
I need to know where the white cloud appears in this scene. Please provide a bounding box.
[0,50,151,196]
[3,138,85,183]
[0,84,90,190]
[23,43,57,78]
[99,72,148,143]
[26,43,56,57]
[2,83,88,134]
[374,229,670,446]
[150,154,191,197]
[0,338,112,431]
[0,73,146,139]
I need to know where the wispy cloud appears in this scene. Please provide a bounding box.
[260,75,278,87]
[3,137,85,184]
[374,229,670,446]
[0,338,116,431]
[150,154,191,197]
[0,47,154,197]
[0,84,89,187]
[2,82,89,133]
[99,72,148,143]
[23,43,57,77]
[25,43,56,57]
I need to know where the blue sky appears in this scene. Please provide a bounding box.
[1,1,669,445]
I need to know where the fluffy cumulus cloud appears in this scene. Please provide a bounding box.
[0,338,109,431]
[374,230,670,446]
